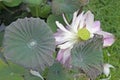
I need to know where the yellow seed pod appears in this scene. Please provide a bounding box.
[78,28,90,40]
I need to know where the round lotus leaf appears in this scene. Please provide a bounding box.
[71,34,103,79]
[3,17,55,71]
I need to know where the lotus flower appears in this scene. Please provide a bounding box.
[54,10,115,65]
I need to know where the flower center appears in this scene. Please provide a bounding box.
[77,28,90,40]
[27,39,37,49]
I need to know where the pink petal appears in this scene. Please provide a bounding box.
[54,29,66,45]
[64,56,71,68]
[91,21,101,33]
[96,31,115,47]
[71,10,79,26]
[71,11,78,27]
[62,14,70,26]
[85,11,94,32]
[54,29,75,45]
[79,12,86,29]
[62,48,71,64]
[72,11,84,32]
[58,41,75,49]
[56,48,71,65]
[55,21,70,33]
[56,49,65,61]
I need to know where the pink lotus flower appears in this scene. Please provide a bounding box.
[54,10,115,65]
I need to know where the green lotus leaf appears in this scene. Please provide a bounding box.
[46,62,67,80]
[29,4,50,18]
[0,60,25,80]
[3,17,55,71]
[40,4,51,18]
[52,0,82,15]
[47,15,65,32]
[1,0,12,2]
[71,34,103,80]
[3,0,22,7]
[23,0,43,6]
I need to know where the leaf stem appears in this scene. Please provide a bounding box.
[35,6,39,17]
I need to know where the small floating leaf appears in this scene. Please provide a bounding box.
[3,0,22,7]
[23,0,43,6]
